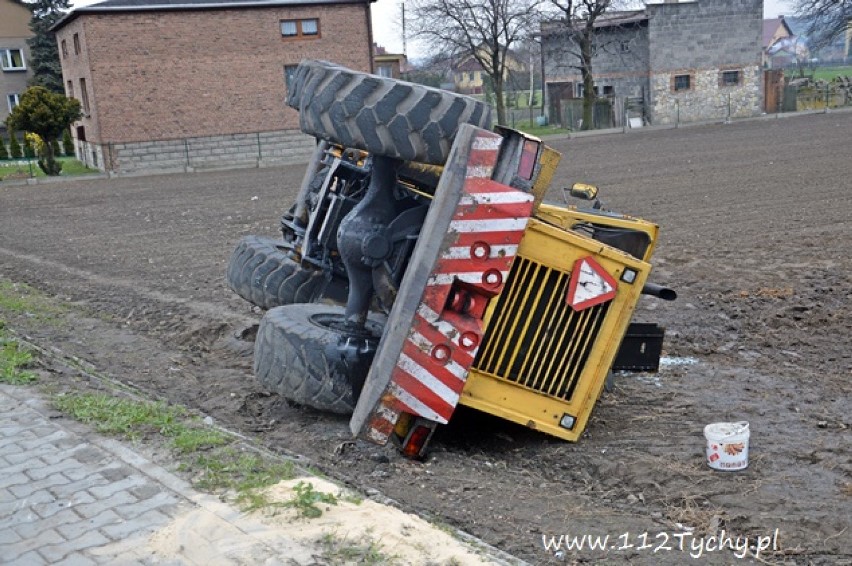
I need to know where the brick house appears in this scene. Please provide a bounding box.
[374,44,406,79]
[542,0,763,126]
[0,0,33,129]
[52,0,375,174]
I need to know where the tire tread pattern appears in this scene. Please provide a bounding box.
[287,60,492,164]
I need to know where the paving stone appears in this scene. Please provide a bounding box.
[88,474,146,499]
[1,455,49,477]
[52,552,98,566]
[0,526,23,545]
[12,550,46,565]
[17,429,69,451]
[0,527,64,562]
[113,491,179,521]
[9,472,72,498]
[13,506,81,540]
[0,471,29,490]
[74,490,138,520]
[27,456,83,481]
[57,508,122,540]
[49,472,110,500]
[39,529,112,563]
[99,507,172,541]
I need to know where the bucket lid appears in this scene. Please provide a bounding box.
[704,421,749,438]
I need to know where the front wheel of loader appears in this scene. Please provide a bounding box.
[253,304,385,414]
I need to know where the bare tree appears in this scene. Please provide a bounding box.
[544,1,637,130]
[793,0,851,54]
[407,0,542,125]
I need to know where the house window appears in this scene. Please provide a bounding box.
[280,18,320,39]
[301,18,318,35]
[79,77,90,114]
[377,65,392,78]
[61,40,68,58]
[673,74,691,92]
[603,85,614,95]
[284,64,298,93]
[67,80,74,98]
[1,49,26,71]
[620,40,630,53]
[73,33,80,55]
[721,70,740,86]
[7,93,20,112]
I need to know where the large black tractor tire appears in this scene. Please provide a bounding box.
[286,60,492,165]
[226,235,311,310]
[254,304,385,414]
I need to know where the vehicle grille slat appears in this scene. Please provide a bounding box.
[474,256,609,402]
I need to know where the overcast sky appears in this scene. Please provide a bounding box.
[69,0,796,60]
[371,0,796,59]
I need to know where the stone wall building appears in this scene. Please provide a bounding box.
[0,0,33,129]
[542,0,763,126]
[52,0,375,174]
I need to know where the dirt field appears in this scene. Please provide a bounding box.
[1,111,849,564]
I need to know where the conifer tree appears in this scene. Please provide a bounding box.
[26,0,71,93]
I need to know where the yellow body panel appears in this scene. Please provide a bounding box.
[536,203,659,262]
[458,216,652,441]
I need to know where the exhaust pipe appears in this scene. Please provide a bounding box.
[642,282,677,301]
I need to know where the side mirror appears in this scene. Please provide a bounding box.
[563,182,599,202]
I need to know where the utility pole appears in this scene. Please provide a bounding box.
[402,2,407,57]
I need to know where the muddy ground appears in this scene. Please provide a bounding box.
[1,112,849,565]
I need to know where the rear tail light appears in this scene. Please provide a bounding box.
[518,139,540,180]
[393,414,438,460]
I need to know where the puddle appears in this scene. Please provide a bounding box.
[659,356,700,366]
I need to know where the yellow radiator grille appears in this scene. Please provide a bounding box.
[473,256,609,402]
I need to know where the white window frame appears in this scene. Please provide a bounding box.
[377,65,393,78]
[7,93,20,112]
[1,49,26,71]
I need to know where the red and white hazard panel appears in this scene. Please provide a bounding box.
[354,127,535,445]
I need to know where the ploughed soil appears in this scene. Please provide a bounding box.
[1,112,849,565]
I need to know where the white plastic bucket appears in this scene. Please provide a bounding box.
[704,421,750,471]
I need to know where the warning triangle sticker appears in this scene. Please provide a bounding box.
[566,256,617,311]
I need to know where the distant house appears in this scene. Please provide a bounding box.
[52,0,375,174]
[763,16,795,66]
[374,44,406,79]
[451,50,523,95]
[0,0,33,129]
[764,16,805,69]
[542,0,763,126]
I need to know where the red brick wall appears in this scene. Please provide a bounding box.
[57,4,372,143]
[57,18,101,143]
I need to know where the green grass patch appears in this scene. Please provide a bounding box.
[52,393,188,440]
[189,450,296,509]
[513,120,571,137]
[318,531,400,565]
[0,327,38,385]
[52,391,298,509]
[0,279,65,322]
[812,65,852,81]
[285,480,339,518]
[172,427,231,454]
[0,157,99,181]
